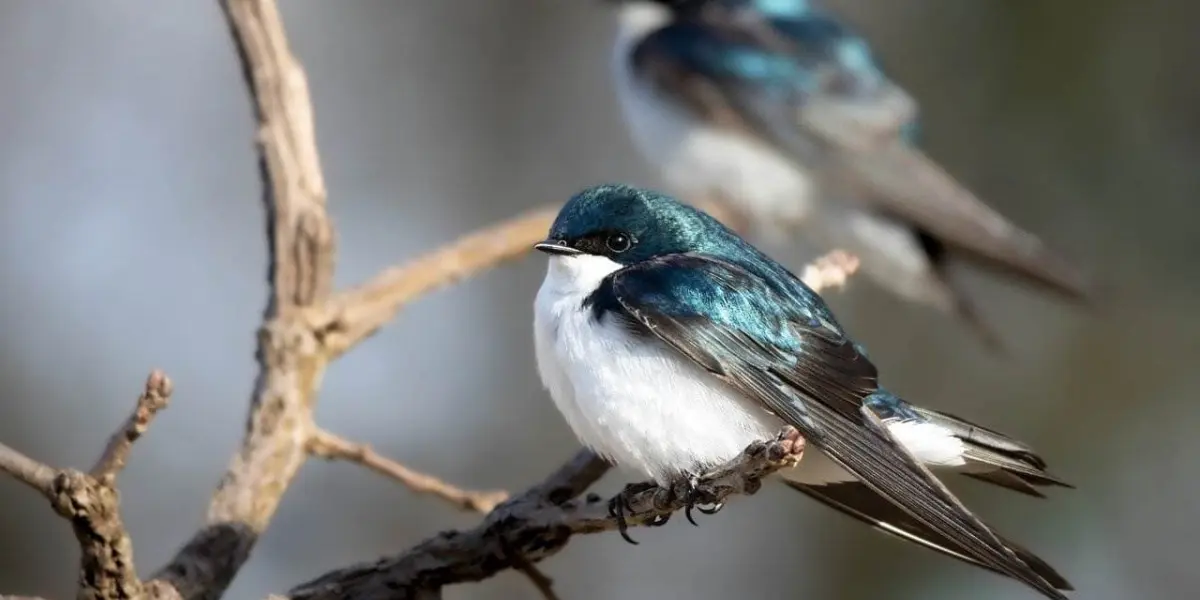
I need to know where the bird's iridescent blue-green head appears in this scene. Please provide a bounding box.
[534,184,738,265]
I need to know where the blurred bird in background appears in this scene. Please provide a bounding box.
[604,0,1091,349]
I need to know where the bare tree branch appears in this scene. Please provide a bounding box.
[311,205,560,359]
[0,442,55,497]
[281,429,806,600]
[499,537,561,600]
[308,429,509,513]
[144,1,335,598]
[92,370,173,486]
[0,371,175,600]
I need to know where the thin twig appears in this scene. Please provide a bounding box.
[312,205,560,359]
[499,537,561,600]
[308,429,509,513]
[92,370,174,485]
[801,250,860,293]
[0,442,55,497]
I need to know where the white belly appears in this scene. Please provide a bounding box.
[534,256,781,483]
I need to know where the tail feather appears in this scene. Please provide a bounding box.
[913,406,1074,494]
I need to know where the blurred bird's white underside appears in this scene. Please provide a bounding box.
[610,4,956,309]
[533,253,970,486]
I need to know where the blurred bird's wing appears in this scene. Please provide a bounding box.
[596,253,1068,599]
[630,14,1089,300]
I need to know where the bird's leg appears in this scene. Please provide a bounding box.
[607,480,660,544]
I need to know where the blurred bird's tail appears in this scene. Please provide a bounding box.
[841,141,1094,304]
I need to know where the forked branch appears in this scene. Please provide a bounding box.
[0,370,174,600]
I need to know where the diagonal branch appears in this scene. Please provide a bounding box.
[281,429,806,600]
[310,205,560,359]
[308,429,508,513]
[0,442,56,497]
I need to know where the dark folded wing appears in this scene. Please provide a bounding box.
[631,16,1090,300]
[783,479,1074,591]
[602,253,1067,599]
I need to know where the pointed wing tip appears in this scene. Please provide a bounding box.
[784,479,1075,597]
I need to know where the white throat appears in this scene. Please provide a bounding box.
[539,254,623,298]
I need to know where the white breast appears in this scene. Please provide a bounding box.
[609,4,818,235]
[533,254,782,483]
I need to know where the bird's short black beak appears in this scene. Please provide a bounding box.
[534,240,582,256]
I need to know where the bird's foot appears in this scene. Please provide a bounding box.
[675,474,724,526]
[607,480,661,545]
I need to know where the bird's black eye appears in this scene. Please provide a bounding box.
[606,232,632,253]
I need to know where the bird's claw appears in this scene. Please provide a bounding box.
[607,481,658,544]
[605,472,728,541]
[679,475,723,526]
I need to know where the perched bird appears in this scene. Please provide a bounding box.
[532,184,1073,599]
[605,0,1090,347]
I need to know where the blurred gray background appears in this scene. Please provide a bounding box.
[1,1,1196,598]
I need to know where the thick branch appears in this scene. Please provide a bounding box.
[145,1,335,598]
[281,429,804,600]
[308,429,508,513]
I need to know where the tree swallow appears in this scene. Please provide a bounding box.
[605,0,1090,347]
[533,184,1073,598]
